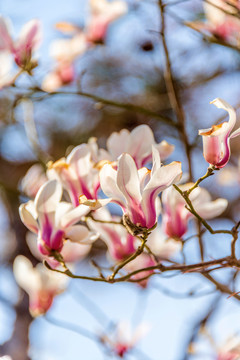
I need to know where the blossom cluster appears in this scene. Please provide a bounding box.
[15,95,240,320]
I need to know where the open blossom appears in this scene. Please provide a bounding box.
[103,321,149,357]
[162,183,228,238]
[105,125,174,169]
[86,0,128,43]
[199,98,240,168]
[47,144,109,209]
[0,16,41,71]
[19,179,95,255]
[100,146,182,230]
[13,255,68,316]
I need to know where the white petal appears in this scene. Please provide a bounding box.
[210,98,236,132]
[13,255,40,293]
[19,203,38,234]
[117,153,142,203]
[196,198,228,219]
[99,163,126,206]
[60,204,90,228]
[35,180,62,214]
[106,129,129,159]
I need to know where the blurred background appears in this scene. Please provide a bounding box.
[0,0,240,359]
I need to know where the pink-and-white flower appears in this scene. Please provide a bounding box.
[106,125,174,169]
[103,321,149,357]
[47,144,109,208]
[86,0,128,43]
[100,146,182,230]
[162,183,228,238]
[13,255,68,316]
[0,16,41,71]
[19,180,95,255]
[199,98,240,168]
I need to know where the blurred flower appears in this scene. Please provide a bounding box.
[199,98,240,168]
[0,16,41,72]
[218,157,240,186]
[47,144,109,208]
[217,335,240,360]
[13,255,68,316]
[105,124,174,169]
[203,0,240,42]
[21,163,48,198]
[103,321,149,357]
[147,226,182,258]
[100,146,182,230]
[0,51,15,88]
[124,253,155,288]
[86,0,128,43]
[161,183,228,238]
[0,356,12,360]
[19,180,94,255]
[42,33,88,92]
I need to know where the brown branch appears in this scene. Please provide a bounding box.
[158,0,193,179]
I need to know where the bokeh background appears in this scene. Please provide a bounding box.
[0,0,240,359]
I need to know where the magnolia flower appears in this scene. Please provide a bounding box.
[0,16,41,71]
[102,321,149,357]
[86,0,128,43]
[199,98,240,168]
[162,183,228,238]
[19,180,94,255]
[47,144,109,208]
[13,255,68,316]
[100,146,182,230]
[21,163,48,198]
[106,125,174,169]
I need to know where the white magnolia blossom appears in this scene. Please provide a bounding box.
[100,146,182,229]
[19,180,97,255]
